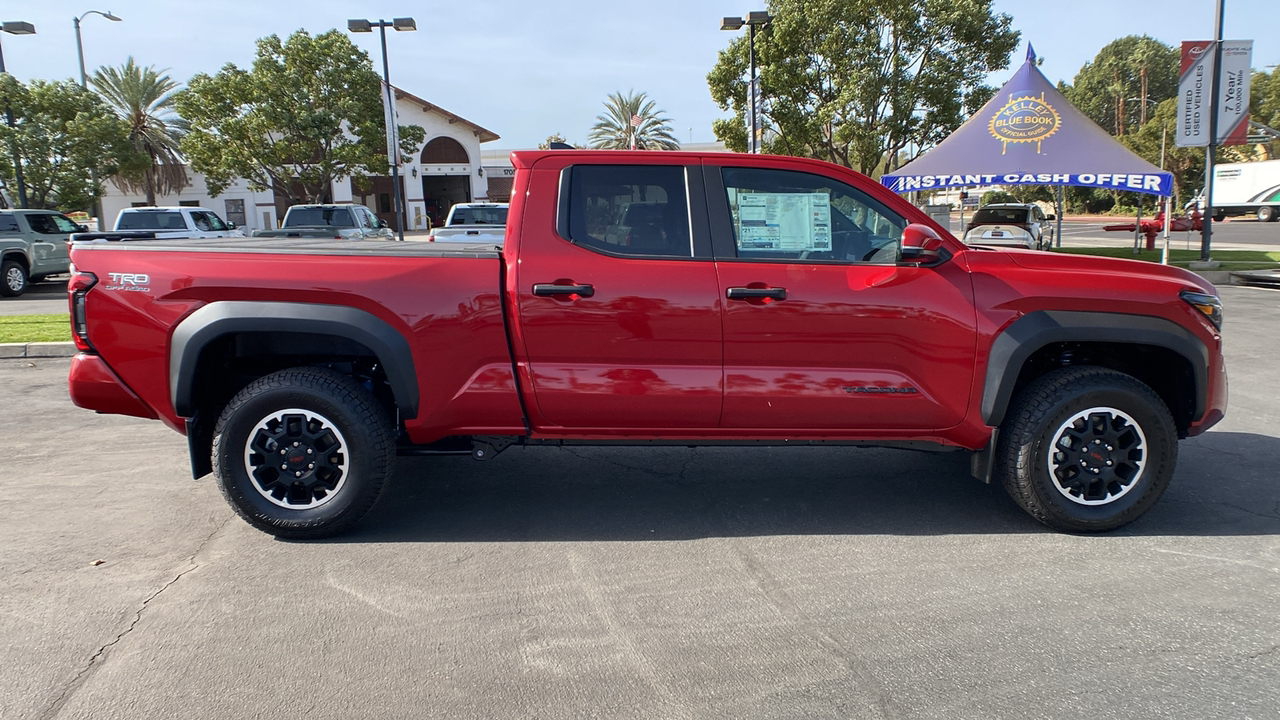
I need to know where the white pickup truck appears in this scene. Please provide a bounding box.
[427,203,508,244]
[115,206,243,238]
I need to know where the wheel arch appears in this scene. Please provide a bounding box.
[171,301,420,421]
[983,310,1208,434]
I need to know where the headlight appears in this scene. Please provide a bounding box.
[1180,289,1223,329]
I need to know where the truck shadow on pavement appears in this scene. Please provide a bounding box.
[333,430,1280,542]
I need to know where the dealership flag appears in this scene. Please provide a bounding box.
[380,80,402,165]
[1176,40,1252,147]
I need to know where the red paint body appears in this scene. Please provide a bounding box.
[68,151,1227,453]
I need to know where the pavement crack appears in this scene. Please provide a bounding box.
[38,514,231,720]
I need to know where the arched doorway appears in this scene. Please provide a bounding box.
[420,137,473,226]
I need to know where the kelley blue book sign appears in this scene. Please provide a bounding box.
[1177,40,1252,147]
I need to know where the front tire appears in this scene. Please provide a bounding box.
[1259,206,1277,223]
[213,367,396,539]
[997,367,1177,532]
[1,259,27,297]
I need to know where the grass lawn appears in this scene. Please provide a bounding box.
[0,314,72,344]
[1050,247,1280,271]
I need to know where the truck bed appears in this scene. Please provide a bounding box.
[73,235,502,258]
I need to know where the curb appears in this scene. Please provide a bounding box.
[0,341,77,359]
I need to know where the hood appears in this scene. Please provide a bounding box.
[1005,250,1216,294]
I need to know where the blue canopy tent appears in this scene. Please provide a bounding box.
[882,47,1172,204]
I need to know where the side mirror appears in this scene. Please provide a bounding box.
[76,224,89,233]
[900,223,946,263]
[1045,214,1056,221]
[227,222,237,230]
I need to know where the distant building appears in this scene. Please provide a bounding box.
[101,86,499,232]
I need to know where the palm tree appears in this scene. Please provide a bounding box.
[91,57,188,205]
[588,90,680,150]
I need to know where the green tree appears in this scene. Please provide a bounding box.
[588,91,679,150]
[1064,36,1178,136]
[707,0,1018,174]
[91,57,189,206]
[1251,69,1279,159]
[175,29,425,204]
[538,132,580,149]
[0,76,135,211]
[1118,98,1204,206]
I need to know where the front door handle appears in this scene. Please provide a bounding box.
[533,283,595,298]
[726,286,786,301]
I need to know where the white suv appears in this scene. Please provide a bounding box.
[115,207,243,238]
[962,203,1054,250]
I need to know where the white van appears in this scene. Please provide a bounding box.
[114,207,244,238]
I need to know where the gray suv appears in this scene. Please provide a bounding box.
[0,210,80,296]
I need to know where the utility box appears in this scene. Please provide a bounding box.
[923,204,952,232]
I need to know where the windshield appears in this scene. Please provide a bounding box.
[972,207,1029,224]
[448,206,508,226]
[284,208,355,228]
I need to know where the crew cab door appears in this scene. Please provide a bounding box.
[513,160,723,430]
[706,162,978,431]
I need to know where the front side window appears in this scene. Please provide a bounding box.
[566,165,692,258]
[28,213,83,234]
[197,211,230,231]
[720,167,904,263]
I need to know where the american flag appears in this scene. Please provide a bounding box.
[630,114,643,127]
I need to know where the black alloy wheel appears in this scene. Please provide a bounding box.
[213,367,396,539]
[997,366,1177,532]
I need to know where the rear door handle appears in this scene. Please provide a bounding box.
[533,283,595,298]
[726,286,786,301]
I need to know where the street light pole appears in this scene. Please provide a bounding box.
[348,17,416,242]
[721,11,771,154]
[74,11,121,88]
[0,20,36,209]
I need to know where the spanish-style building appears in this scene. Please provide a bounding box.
[100,86,499,233]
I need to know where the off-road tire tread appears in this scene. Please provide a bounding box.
[997,366,1176,532]
[212,367,396,539]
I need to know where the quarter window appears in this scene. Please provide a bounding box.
[565,165,692,258]
[720,167,904,263]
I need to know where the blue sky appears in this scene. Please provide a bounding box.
[2,0,1275,150]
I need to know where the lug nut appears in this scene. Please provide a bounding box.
[307,448,313,454]
[281,464,287,470]
[293,442,299,447]
[308,463,314,469]
[295,471,302,477]
[280,449,286,455]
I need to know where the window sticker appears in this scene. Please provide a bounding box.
[736,193,831,252]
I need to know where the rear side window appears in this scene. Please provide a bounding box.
[0,214,18,233]
[118,211,186,231]
[28,213,82,234]
[565,165,691,258]
[972,207,1029,224]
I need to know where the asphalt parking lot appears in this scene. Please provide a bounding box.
[2,286,1278,720]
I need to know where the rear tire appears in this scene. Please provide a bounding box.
[997,367,1177,533]
[212,367,396,539]
[1,259,27,297]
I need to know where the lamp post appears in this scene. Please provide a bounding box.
[74,10,121,88]
[0,20,35,209]
[348,17,416,242]
[721,11,771,154]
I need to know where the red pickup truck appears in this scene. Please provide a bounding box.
[67,150,1227,538]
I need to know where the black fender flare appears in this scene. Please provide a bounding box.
[169,301,419,419]
[982,310,1208,427]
